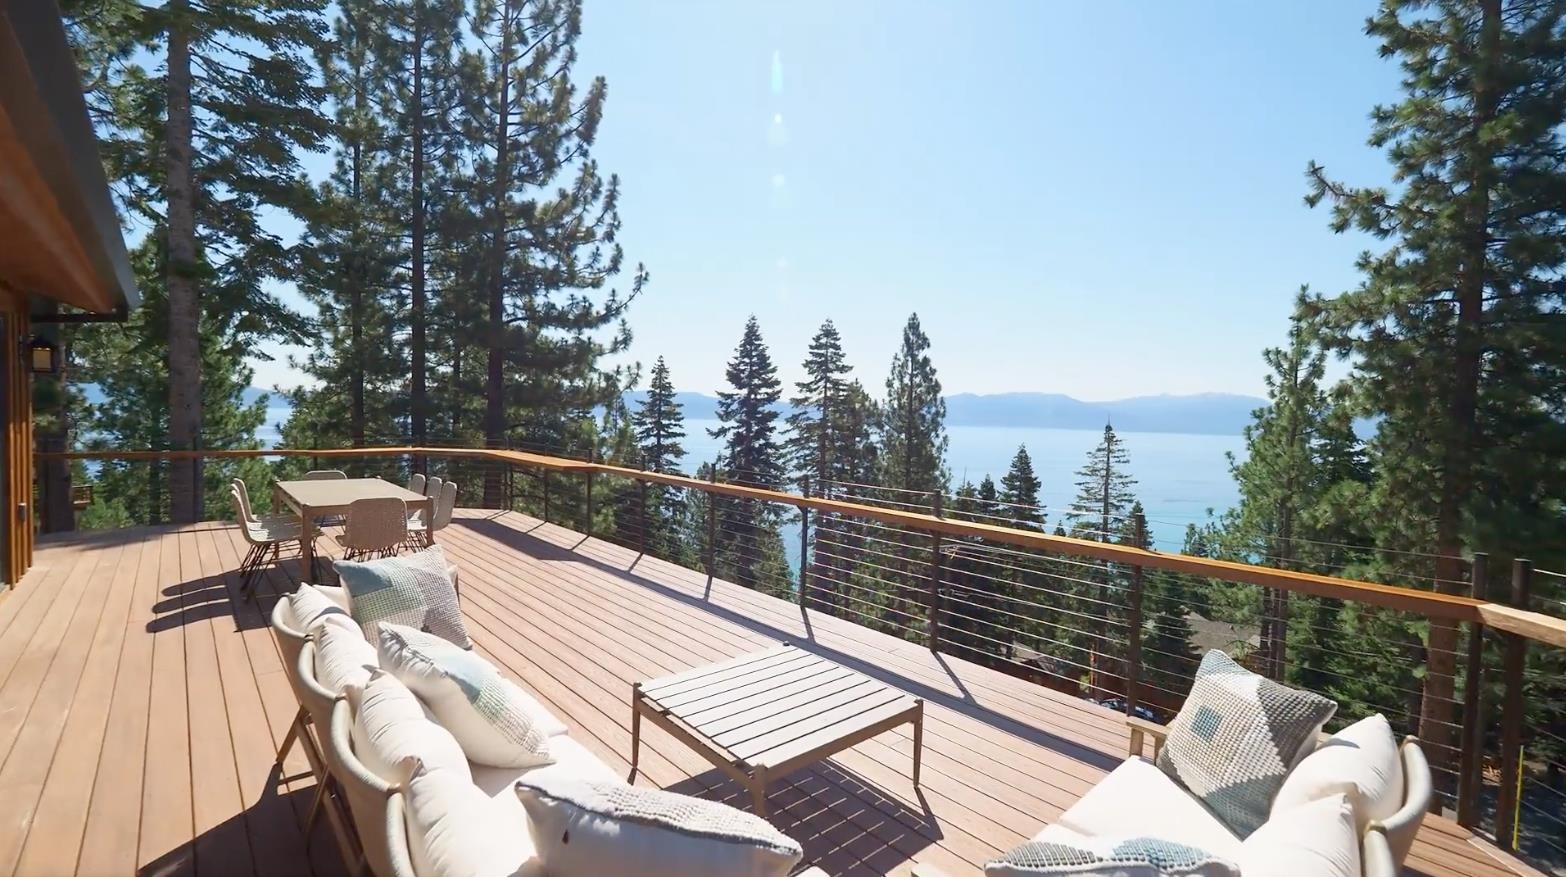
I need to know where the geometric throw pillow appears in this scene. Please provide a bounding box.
[515,775,803,877]
[377,623,556,769]
[1156,650,1337,838]
[337,545,471,648]
[984,825,1239,876]
[1270,713,1404,833]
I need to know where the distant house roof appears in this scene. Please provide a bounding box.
[0,0,137,316]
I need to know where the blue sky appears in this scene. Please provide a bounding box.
[257,0,1402,402]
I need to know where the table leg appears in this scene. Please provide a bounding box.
[751,766,768,817]
[912,698,925,787]
[300,507,315,582]
[629,684,643,783]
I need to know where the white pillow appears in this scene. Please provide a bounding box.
[344,669,471,786]
[287,583,355,633]
[1238,794,1360,877]
[1272,714,1405,832]
[377,624,558,768]
[515,775,803,877]
[401,757,532,877]
[313,621,379,695]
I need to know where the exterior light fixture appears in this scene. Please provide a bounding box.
[24,335,60,375]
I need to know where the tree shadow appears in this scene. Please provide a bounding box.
[455,515,1123,774]
[662,760,939,877]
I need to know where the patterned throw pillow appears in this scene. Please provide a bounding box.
[337,545,471,648]
[1156,650,1337,838]
[377,623,556,768]
[515,775,803,877]
[986,827,1239,876]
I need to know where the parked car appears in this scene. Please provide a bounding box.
[1096,697,1161,723]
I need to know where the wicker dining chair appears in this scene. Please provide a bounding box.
[406,472,426,495]
[231,477,300,531]
[304,469,349,480]
[231,486,300,599]
[333,496,408,561]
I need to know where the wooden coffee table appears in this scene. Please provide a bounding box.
[630,644,923,816]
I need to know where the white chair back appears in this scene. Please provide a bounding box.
[406,473,426,495]
[232,478,259,524]
[231,488,269,547]
[432,480,458,532]
[305,469,349,480]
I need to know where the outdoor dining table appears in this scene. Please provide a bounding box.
[272,477,434,579]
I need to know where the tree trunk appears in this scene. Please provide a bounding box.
[349,67,366,448]
[1422,0,1500,800]
[409,6,428,448]
[482,0,514,509]
[165,0,201,524]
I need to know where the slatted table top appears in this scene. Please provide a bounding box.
[274,477,430,513]
[636,644,920,772]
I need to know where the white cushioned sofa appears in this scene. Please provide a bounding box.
[273,579,827,877]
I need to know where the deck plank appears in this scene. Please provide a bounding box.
[0,511,1532,877]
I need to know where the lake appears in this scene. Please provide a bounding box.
[682,419,1243,551]
[258,407,1243,550]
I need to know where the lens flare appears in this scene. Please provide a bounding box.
[770,50,783,95]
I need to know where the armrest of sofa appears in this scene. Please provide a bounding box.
[1126,715,1168,760]
[1361,825,1397,877]
[1371,735,1432,869]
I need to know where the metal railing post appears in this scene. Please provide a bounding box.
[705,467,718,579]
[1495,557,1531,851]
[1457,553,1488,828]
[928,492,943,652]
[1125,513,1146,719]
[798,477,810,607]
[583,458,595,537]
[638,455,649,556]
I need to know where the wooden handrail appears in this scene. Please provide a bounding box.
[38,444,1566,646]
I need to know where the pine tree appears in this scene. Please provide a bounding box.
[65,0,325,521]
[786,319,853,491]
[633,357,687,559]
[1303,0,1566,780]
[710,317,788,593]
[465,0,644,506]
[999,444,1045,530]
[880,313,949,495]
[1129,503,1198,702]
[1065,424,1139,698]
[943,476,1015,667]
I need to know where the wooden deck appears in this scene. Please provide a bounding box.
[0,509,1534,877]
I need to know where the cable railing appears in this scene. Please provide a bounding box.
[32,441,1566,875]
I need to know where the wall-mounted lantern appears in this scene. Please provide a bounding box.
[24,335,60,375]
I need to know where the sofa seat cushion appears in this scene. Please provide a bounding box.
[378,624,558,768]
[1156,650,1337,838]
[1272,714,1404,833]
[1237,793,1360,877]
[1055,757,1241,860]
[986,823,1238,876]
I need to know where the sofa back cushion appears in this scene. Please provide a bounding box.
[377,623,557,768]
[515,774,802,877]
[985,824,1238,876]
[1156,650,1336,838]
[344,669,472,787]
[1271,713,1405,833]
[1237,793,1360,877]
[401,757,533,877]
[338,545,471,648]
[314,621,379,695]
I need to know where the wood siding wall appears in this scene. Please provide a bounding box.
[0,294,33,586]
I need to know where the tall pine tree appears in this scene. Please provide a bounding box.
[1304,0,1566,781]
[880,313,949,495]
[786,319,853,491]
[633,357,688,560]
[711,317,789,593]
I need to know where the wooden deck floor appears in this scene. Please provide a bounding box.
[0,509,1534,877]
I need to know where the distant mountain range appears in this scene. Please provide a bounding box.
[625,391,1264,436]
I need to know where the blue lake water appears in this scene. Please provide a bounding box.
[258,406,1243,551]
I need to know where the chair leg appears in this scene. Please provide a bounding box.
[275,706,304,769]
